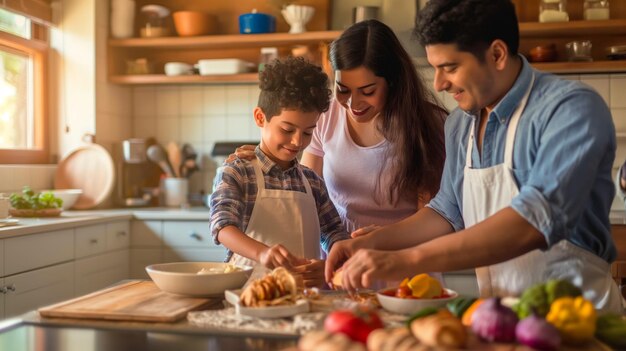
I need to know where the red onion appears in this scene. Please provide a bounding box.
[471,297,519,342]
[516,314,561,351]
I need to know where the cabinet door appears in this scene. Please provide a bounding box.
[106,221,130,251]
[4,262,74,318]
[163,247,228,263]
[75,224,107,259]
[131,220,163,247]
[5,229,74,275]
[0,277,4,319]
[442,271,479,297]
[162,221,216,248]
[0,240,4,278]
[130,248,163,279]
[75,250,129,296]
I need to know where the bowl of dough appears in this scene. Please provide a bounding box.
[146,262,253,297]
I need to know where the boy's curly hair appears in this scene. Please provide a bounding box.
[257,57,331,120]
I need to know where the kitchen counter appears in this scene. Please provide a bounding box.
[0,207,210,238]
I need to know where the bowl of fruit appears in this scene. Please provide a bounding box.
[377,273,457,315]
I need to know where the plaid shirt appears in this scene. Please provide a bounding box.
[210,147,349,262]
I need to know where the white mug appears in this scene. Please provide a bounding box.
[164,62,193,76]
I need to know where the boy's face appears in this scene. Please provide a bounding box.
[254,107,320,169]
[426,43,498,113]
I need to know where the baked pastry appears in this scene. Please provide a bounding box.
[239,267,298,307]
[410,309,467,348]
[367,327,423,351]
[298,330,366,351]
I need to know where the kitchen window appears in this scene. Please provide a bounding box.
[0,7,48,164]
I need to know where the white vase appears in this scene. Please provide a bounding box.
[111,0,136,38]
[281,5,315,34]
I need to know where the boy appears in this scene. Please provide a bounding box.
[210,57,349,287]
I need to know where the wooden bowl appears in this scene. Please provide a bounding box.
[173,11,217,37]
[9,208,62,217]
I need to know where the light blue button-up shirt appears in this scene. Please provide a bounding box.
[428,56,617,263]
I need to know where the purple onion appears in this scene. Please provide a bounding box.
[471,298,519,343]
[515,314,561,351]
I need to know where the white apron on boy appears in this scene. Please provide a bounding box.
[461,74,623,313]
[229,159,321,277]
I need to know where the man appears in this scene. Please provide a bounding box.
[325,0,624,312]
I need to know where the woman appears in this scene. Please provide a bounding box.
[231,19,446,235]
[302,19,446,234]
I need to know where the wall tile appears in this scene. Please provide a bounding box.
[133,87,156,117]
[180,86,204,116]
[226,85,252,115]
[580,75,610,106]
[156,117,180,143]
[559,74,580,81]
[0,167,16,193]
[181,116,204,144]
[226,115,253,140]
[133,117,157,139]
[204,86,227,115]
[610,74,626,109]
[612,108,626,135]
[156,87,180,117]
[248,85,260,109]
[204,115,228,144]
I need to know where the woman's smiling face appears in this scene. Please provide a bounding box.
[334,66,388,123]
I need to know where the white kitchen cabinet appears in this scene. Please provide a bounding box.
[0,240,4,278]
[130,220,164,279]
[4,262,74,318]
[75,250,129,296]
[4,229,74,276]
[106,221,130,251]
[162,221,227,262]
[442,271,479,297]
[0,278,4,318]
[75,224,107,259]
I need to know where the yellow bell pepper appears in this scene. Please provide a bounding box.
[546,296,596,345]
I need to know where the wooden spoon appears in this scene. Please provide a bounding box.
[166,142,182,178]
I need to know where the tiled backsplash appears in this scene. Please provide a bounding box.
[3,72,626,210]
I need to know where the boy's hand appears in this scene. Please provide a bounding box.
[258,244,303,270]
[224,144,256,163]
[293,259,325,288]
[620,160,626,190]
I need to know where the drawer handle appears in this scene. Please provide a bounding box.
[189,232,202,241]
[116,231,127,237]
[6,284,15,292]
[90,238,99,244]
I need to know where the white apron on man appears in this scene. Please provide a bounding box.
[229,159,321,277]
[461,74,623,313]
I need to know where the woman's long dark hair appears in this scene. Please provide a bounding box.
[330,19,446,203]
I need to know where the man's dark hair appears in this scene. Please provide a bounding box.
[415,0,519,61]
[257,56,331,120]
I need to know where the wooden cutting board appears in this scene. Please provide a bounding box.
[38,281,216,322]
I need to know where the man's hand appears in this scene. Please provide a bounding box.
[325,236,375,287]
[338,249,413,292]
[224,144,256,163]
[258,244,304,270]
[350,225,380,238]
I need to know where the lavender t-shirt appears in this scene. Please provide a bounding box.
[305,100,417,233]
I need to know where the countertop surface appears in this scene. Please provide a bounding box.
[0,207,210,238]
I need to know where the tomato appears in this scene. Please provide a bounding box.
[324,309,384,344]
[395,286,412,298]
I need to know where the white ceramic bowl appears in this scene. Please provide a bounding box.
[376,288,458,315]
[146,262,253,297]
[43,189,83,210]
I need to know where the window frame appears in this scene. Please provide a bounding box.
[0,22,48,164]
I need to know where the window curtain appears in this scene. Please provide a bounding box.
[0,0,52,26]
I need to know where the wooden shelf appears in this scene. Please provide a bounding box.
[109,73,259,85]
[520,19,626,38]
[108,31,342,50]
[531,60,626,74]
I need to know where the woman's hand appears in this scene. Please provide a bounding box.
[224,144,256,164]
[258,244,304,270]
[325,236,374,286]
[350,225,380,238]
[293,259,326,288]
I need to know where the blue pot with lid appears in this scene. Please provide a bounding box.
[239,9,276,34]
